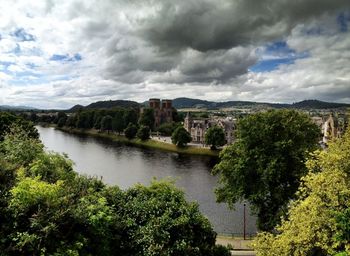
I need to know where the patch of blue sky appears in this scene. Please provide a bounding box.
[11,28,35,42]
[20,46,43,57]
[337,12,350,32]
[265,41,295,55]
[250,41,309,72]
[26,63,37,69]
[13,43,21,54]
[10,73,73,86]
[0,61,13,69]
[50,53,82,62]
[250,58,295,72]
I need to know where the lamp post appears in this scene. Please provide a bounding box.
[243,203,246,240]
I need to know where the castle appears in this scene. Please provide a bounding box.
[148,98,173,127]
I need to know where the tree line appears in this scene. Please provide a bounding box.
[0,112,230,255]
[25,109,228,149]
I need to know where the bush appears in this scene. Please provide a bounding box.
[157,122,178,136]
[137,125,150,141]
[124,123,138,140]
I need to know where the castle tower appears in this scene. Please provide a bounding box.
[161,99,173,123]
[184,112,192,132]
[149,98,160,109]
[149,98,161,127]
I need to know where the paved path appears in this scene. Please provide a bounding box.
[216,236,256,256]
[151,135,211,148]
[230,251,256,256]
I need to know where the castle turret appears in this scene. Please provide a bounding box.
[184,112,192,132]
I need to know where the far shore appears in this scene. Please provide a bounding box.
[49,125,220,157]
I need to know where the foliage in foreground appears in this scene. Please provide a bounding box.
[0,112,38,141]
[254,127,350,255]
[213,109,320,231]
[0,120,227,255]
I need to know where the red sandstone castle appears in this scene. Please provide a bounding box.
[148,98,173,127]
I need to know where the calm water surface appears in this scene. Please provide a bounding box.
[37,126,257,235]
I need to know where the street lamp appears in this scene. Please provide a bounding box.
[243,203,246,240]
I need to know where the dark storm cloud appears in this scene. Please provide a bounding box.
[178,47,257,83]
[138,0,350,51]
[88,0,349,85]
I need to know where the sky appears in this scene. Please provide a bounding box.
[0,0,349,109]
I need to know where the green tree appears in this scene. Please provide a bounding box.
[139,108,155,130]
[124,123,137,140]
[57,117,67,127]
[1,125,43,167]
[112,110,125,134]
[124,109,138,126]
[116,180,218,256]
[54,112,67,124]
[101,115,113,132]
[158,122,181,136]
[65,115,77,128]
[0,112,38,141]
[137,125,150,141]
[76,111,93,129]
[171,126,192,147]
[254,127,350,255]
[29,112,38,122]
[213,109,320,231]
[205,126,226,150]
[172,108,184,123]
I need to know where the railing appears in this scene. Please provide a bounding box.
[217,232,257,240]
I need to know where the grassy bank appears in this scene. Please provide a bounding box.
[56,127,219,157]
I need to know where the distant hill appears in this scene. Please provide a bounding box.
[68,104,84,112]
[291,100,350,109]
[172,98,217,109]
[172,97,280,109]
[172,98,350,110]
[69,100,140,111]
[67,98,349,112]
[0,105,37,111]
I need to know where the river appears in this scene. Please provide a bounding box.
[37,126,257,235]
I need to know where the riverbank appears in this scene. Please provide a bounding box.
[56,126,220,157]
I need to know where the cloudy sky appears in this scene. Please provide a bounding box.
[0,0,349,109]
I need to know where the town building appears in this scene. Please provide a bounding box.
[184,113,236,145]
[322,113,347,143]
[148,98,173,127]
